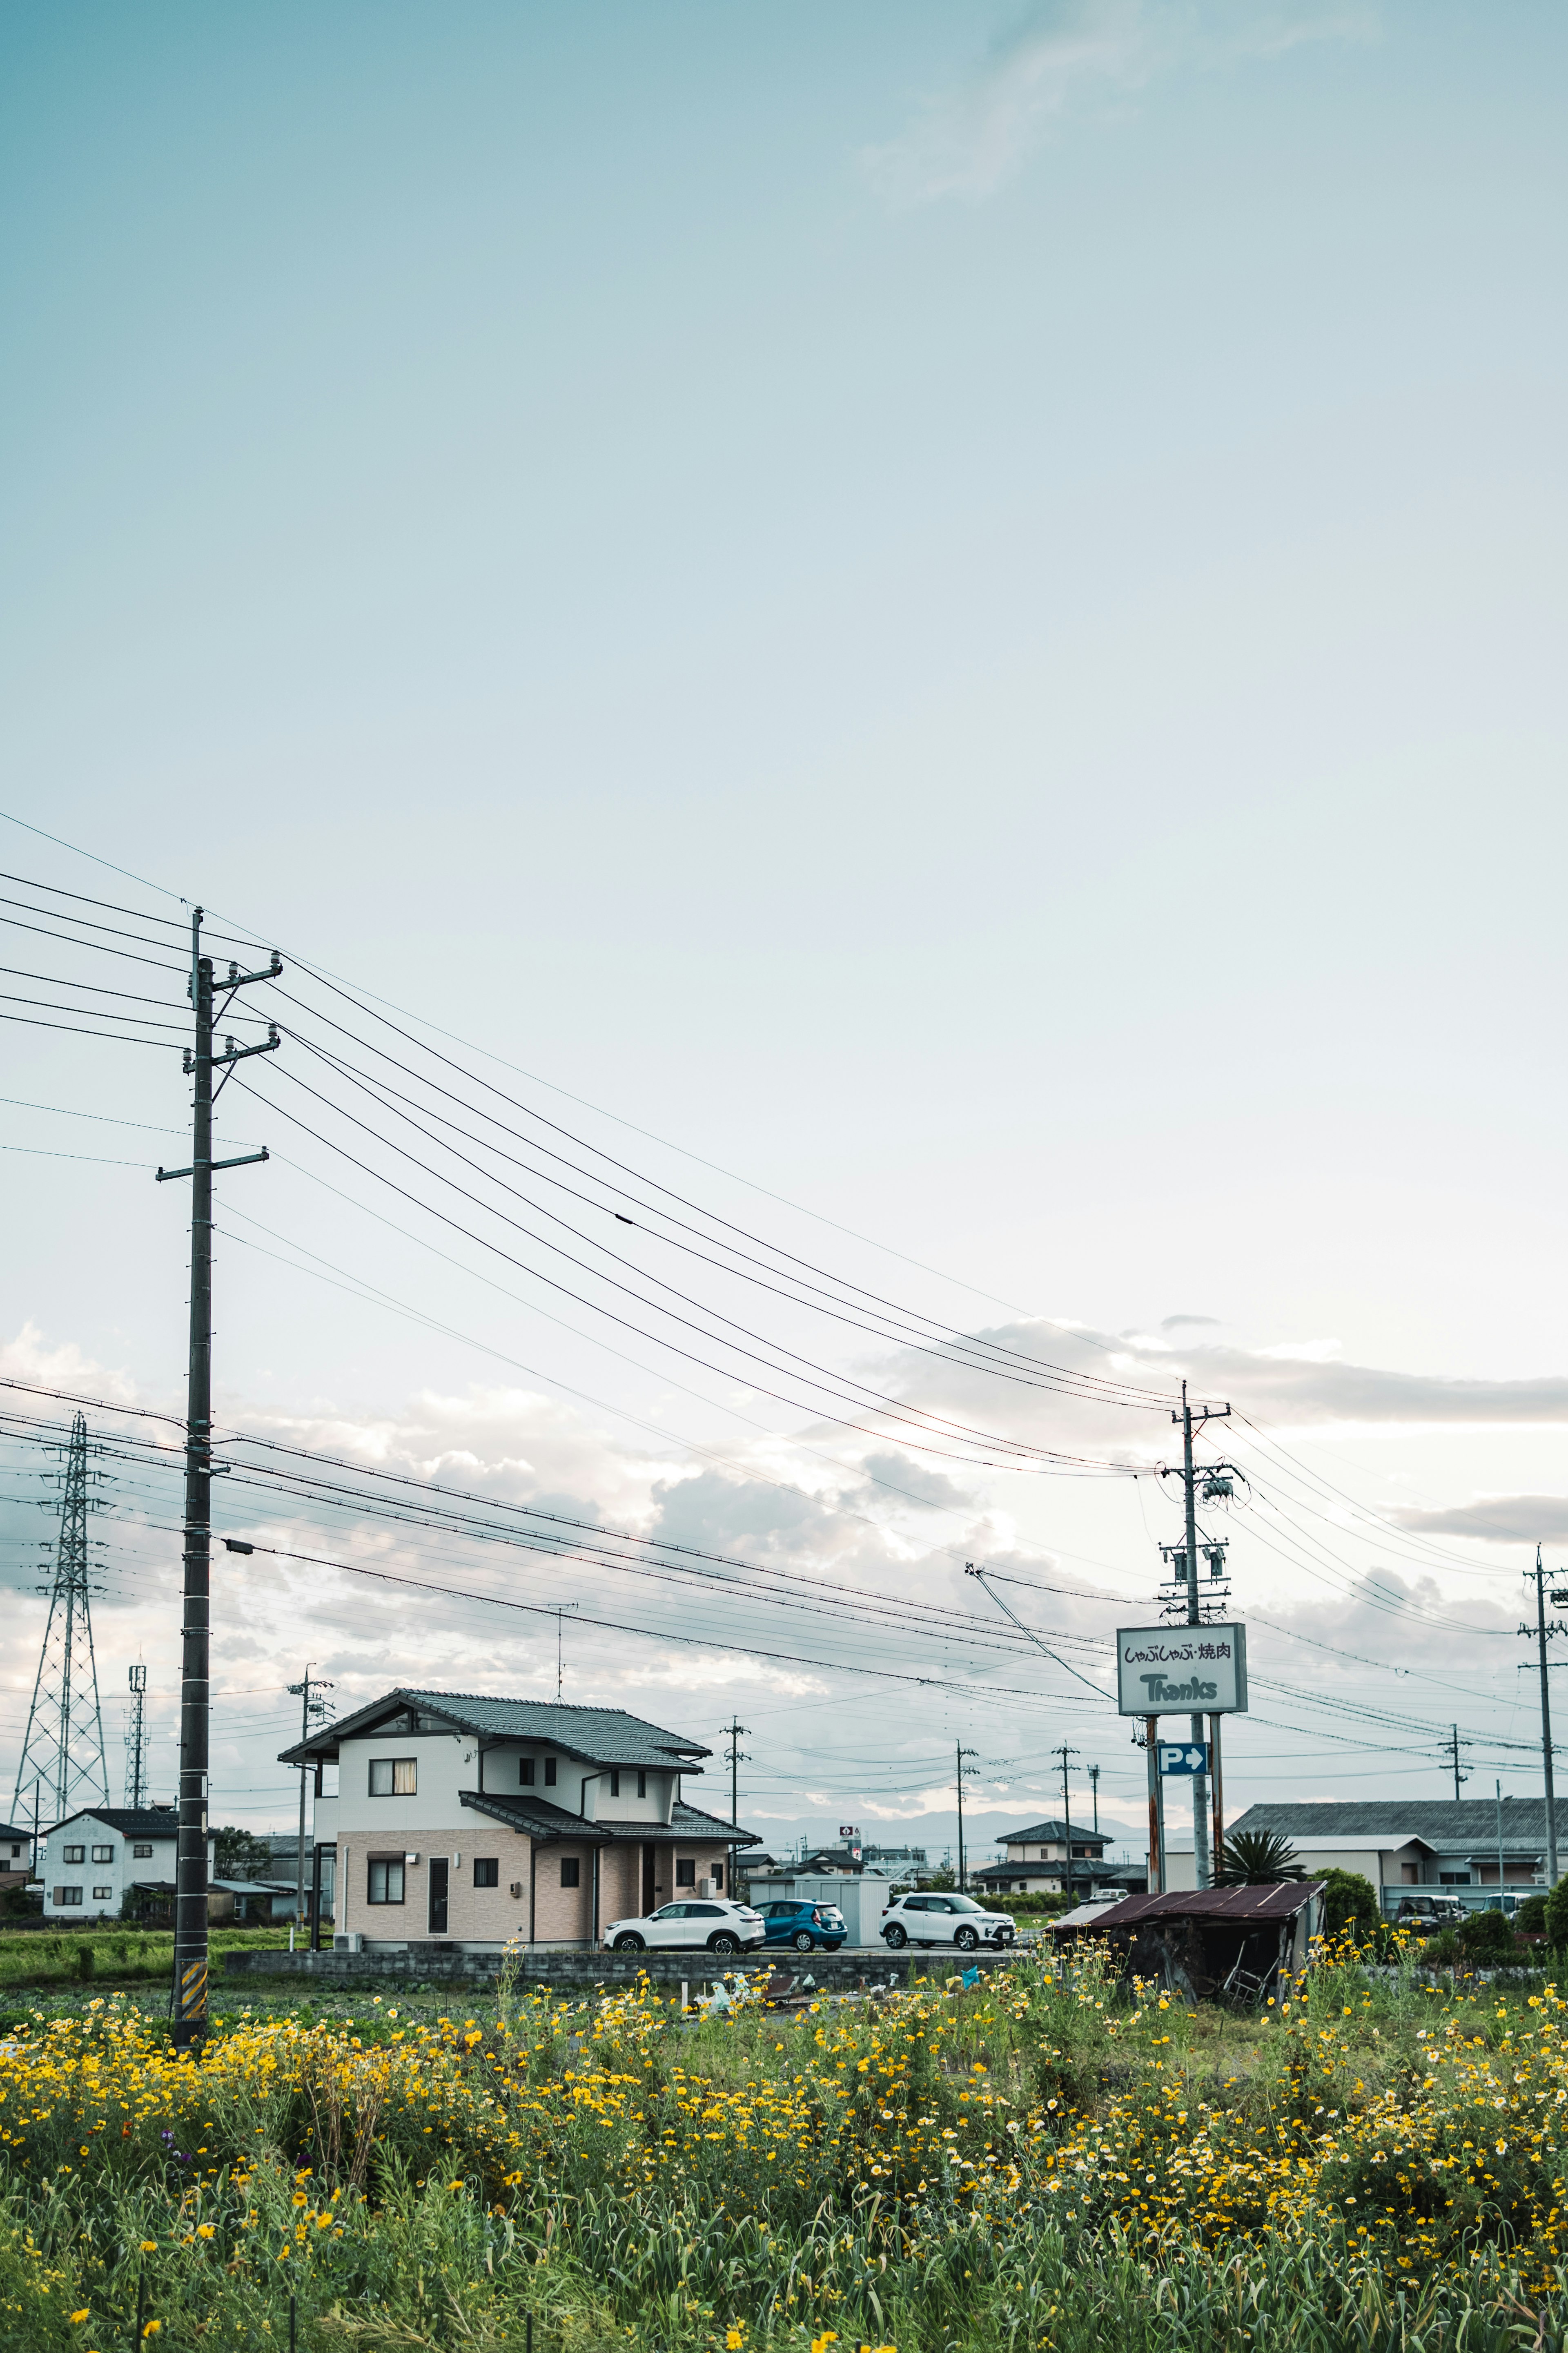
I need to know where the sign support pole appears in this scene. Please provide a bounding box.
[1145,1716,1162,1894]
[1210,1712,1224,1876]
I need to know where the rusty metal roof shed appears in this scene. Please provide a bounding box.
[1060,1880,1325,1929]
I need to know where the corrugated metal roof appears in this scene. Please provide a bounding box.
[280,1688,711,1770]
[1071,1880,1324,1927]
[1234,1800,1553,1842]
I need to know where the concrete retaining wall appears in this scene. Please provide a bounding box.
[221,1944,1028,1995]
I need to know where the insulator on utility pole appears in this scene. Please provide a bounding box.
[155,906,281,2050]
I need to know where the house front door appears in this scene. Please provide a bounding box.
[428,1857,449,1935]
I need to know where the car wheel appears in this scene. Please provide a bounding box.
[955,1926,980,1952]
[709,1931,740,1956]
[793,1930,815,1953]
[612,1932,645,1953]
[884,1924,908,1949]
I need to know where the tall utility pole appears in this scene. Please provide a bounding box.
[548,1604,578,1700]
[1445,1724,1471,1804]
[1164,1381,1232,1889]
[13,1411,109,1828]
[1089,1763,1100,1836]
[721,1717,750,1898]
[288,1668,332,1939]
[1054,1743,1080,1906]
[123,1664,150,1810]
[955,1743,978,1892]
[1521,1548,1562,1886]
[156,908,279,2050]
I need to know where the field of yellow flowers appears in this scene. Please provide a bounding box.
[0,1938,1566,2349]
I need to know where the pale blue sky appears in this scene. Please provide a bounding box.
[2,2,1566,1846]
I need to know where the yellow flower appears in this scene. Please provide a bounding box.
[138,2241,158,2253]
[70,2317,89,2329]
[196,2223,215,2239]
[727,2334,744,2349]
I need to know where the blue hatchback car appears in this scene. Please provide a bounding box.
[756,1898,847,1952]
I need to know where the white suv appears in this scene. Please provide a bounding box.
[880,1891,1016,1952]
[603,1898,766,1956]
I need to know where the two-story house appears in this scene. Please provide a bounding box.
[973,1817,1125,1900]
[282,1687,758,1949]
[39,1806,215,1920]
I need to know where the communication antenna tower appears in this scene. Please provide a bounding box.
[13,1412,109,1827]
[124,1663,150,1810]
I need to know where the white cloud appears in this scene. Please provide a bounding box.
[861,0,1376,208]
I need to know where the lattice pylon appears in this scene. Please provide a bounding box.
[13,1412,109,1828]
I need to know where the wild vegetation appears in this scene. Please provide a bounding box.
[0,1936,1566,2348]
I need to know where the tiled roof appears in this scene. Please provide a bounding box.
[457,1791,756,1845]
[279,1689,711,1771]
[48,1807,181,1839]
[996,1820,1107,1848]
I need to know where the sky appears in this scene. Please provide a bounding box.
[1,0,1566,1866]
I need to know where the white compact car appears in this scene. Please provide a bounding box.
[603,1898,766,1956]
[880,1891,1016,1952]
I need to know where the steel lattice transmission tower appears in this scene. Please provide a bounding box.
[13,1412,109,1827]
[123,1664,150,1810]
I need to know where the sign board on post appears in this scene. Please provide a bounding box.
[1158,1741,1212,1777]
[1116,1624,1248,1716]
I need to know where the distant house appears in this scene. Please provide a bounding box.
[1167,1800,1556,1914]
[38,1807,216,1921]
[977,1818,1123,1899]
[281,1687,757,1949]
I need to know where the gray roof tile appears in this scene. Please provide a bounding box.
[279,1688,711,1771]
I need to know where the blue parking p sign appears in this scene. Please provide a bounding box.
[1158,1742,1211,1776]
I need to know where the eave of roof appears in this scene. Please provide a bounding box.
[281,1688,710,1771]
[456,1791,758,1845]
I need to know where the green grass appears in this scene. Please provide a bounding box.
[0,1923,292,1998]
[2,1947,1568,2347]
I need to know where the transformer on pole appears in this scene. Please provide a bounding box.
[13,1411,110,1830]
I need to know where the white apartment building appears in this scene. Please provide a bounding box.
[39,1806,215,1920]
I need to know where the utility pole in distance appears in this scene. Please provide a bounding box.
[955,1744,979,1892]
[156,908,279,2050]
[1521,1548,1565,1886]
[1444,1724,1472,1804]
[1054,1743,1080,1907]
[1089,1763,1100,1836]
[288,1666,332,1943]
[1161,1380,1232,1889]
[721,1717,750,1900]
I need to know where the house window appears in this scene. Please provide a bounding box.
[544,1758,557,1787]
[91,1845,114,1863]
[609,1770,620,1797]
[369,1758,416,1797]
[637,1771,646,1799]
[560,1857,579,1889]
[1440,1871,1472,1885]
[473,1858,499,1888]
[132,1843,153,1859]
[519,1757,535,1786]
[675,1859,696,1887]
[367,1858,405,1904]
[55,1887,82,1906]
[92,1885,113,1901]
[63,1845,85,1864]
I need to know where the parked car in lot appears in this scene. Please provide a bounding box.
[756,1898,847,1952]
[603,1898,766,1956]
[880,1891,1016,1951]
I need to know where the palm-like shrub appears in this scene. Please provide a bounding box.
[1213,1829,1304,1885]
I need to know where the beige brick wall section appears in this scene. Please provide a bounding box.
[337,1829,739,1943]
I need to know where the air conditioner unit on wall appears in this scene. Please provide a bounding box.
[333,1933,362,1954]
